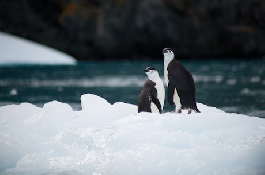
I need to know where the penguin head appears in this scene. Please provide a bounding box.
[144,67,160,80]
[162,48,174,61]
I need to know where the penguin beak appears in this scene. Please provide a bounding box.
[144,68,149,72]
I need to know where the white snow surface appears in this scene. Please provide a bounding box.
[0,94,264,175]
[0,32,76,65]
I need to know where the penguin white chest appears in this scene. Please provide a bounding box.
[150,79,165,113]
[164,67,169,86]
[173,89,181,111]
[155,79,165,109]
[150,103,159,113]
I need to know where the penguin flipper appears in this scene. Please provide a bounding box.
[150,90,162,113]
[167,80,175,106]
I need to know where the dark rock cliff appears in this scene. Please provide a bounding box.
[0,0,264,60]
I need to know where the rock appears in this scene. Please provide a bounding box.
[0,0,264,60]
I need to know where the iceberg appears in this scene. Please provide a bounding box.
[0,94,264,174]
[0,32,76,65]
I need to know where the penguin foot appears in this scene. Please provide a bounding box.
[187,109,201,114]
[170,109,182,113]
[194,109,201,113]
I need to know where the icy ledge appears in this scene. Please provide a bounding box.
[0,32,76,65]
[0,94,264,175]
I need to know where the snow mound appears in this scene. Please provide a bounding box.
[0,32,76,65]
[0,94,264,175]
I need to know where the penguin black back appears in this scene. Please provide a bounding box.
[138,80,159,113]
[167,59,198,111]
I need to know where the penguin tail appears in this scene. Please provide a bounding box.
[194,108,201,113]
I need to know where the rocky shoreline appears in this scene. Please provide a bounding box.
[1,0,264,60]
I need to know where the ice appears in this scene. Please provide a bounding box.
[0,32,76,65]
[0,94,264,174]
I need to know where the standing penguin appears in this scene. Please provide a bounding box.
[163,48,200,114]
[138,67,165,113]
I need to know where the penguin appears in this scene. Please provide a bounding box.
[138,67,165,113]
[162,48,200,114]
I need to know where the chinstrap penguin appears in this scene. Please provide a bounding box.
[163,48,200,114]
[138,67,165,113]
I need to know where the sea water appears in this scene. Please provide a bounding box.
[0,59,264,118]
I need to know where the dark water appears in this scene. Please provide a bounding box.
[0,60,264,118]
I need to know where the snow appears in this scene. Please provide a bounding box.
[0,94,265,175]
[0,32,76,65]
